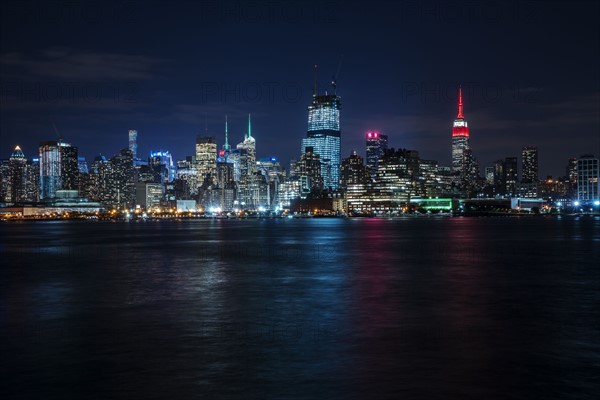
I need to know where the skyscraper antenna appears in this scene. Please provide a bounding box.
[313,64,318,96]
[248,113,252,139]
[332,55,343,94]
[457,84,464,119]
[52,122,62,143]
[204,112,208,134]
[224,114,230,150]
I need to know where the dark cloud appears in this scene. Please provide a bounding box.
[0,47,166,80]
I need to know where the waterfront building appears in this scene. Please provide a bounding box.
[135,182,164,209]
[9,146,27,203]
[39,140,78,199]
[577,154,599,202]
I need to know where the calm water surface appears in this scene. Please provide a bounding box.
[1,217,599,399]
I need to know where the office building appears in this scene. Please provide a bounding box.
[341,150,370,189]
[135,182,164,209]
[301,78,342,190]
[521,146,538,183]
[129,130,138,160]
[366,132,388,177]
[39,140,78,199]
[577,154,599,202]
[196,136,217,184]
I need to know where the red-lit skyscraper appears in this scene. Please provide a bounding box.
[451,86,470,173]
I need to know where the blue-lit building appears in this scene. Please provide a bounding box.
[129,130,138,160]
[39,140,78,199]
[301,93,342,190]
[149,150,176,183]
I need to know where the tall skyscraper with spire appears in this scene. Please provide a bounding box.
[218,115,232,162]
[451,86,470,174]
[301,65,342,190]
[223,115,231,151]
[236,114,256,176]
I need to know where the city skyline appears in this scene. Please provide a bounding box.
[2,3,599,398]
[0,84,600,183]
[1,1,599,178]
[1,83,596,181]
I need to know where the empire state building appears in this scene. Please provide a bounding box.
[451,86,470,173]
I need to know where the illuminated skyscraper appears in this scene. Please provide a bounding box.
[577,154,599,202]
[521,146,538,182]
[9,146,27,203]
[503,157,518,197]
[566,157,578,197]
[485,166,495,185]
[566,157,577,185]
[236,114,257,177]
[38,140,78,199]
[341,150,370,189]
[149,151,176,183]
[366,132,388,177]
[451,86,470,173]
[195,136,217,183]
[103,148,135,207]
[129,130,138,160]
[236,114,258,207]
[295,147,323,197]
[372,149,411,209]
[218,115,231,163]
[39,141,60,199]
[60,145,79,191]
[301,78,341,190]
[25,158,39,202]
[78,156,89,174]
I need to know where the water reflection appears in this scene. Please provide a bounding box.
[1,218,598,399]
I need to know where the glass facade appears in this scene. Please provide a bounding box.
[308,96,340,132]
[303,94,342,190]
[129,130,138,160]
[301,134,340,190]
[39,141,61,199]
[577,155,599,201]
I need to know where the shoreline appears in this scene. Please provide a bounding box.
[2,212,598,222]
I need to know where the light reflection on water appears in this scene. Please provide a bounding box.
[1,217,599,399]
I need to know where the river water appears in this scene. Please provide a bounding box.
[1,217,599,399]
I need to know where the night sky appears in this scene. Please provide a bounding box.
[1,0,598,177]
